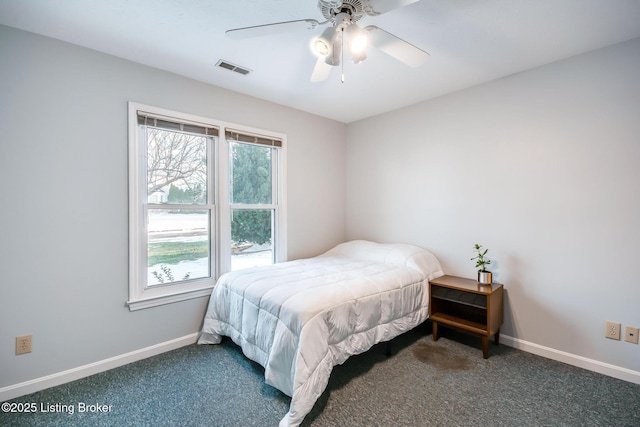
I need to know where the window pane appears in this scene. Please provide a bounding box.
[146,127,209,204]
[231,209,273,271]
[147,209,210,285]
[230,142,272,204]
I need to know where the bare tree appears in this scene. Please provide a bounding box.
[146,128,207,201]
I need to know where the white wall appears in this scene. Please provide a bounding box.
[0,25,346,393]
[346,37,640,377]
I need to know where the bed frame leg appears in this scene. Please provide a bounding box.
[385,341,392,357]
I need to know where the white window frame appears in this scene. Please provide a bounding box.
[127,102,287,310]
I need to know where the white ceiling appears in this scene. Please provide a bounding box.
[1,0,640,123]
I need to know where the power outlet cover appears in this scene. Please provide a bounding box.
[605,321,621,340]
[624,326,639,344]
[16,334,32,355]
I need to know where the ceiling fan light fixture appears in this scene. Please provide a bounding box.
[346,24,367,53]
[313,26,337,57]
[313,39,330,56]
[350,34,367,53]
[345,23,368,64]
[324,34,342,66]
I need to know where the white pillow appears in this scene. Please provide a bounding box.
[322,240,444,280]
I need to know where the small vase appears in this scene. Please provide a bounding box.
[478,271,492,285]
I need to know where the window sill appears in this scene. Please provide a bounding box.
[127,286,213,311]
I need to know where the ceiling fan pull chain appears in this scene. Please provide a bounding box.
[341,27,345,83]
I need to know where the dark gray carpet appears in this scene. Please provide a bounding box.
[2,324,640,427]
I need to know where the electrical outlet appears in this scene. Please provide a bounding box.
[625,326,639,344]
[605,321,621,340]
[16,334,32,355]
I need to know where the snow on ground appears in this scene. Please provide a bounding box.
[148,251,273,285]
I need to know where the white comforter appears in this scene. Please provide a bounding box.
[198,240,443,426]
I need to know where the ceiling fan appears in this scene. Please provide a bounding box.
[226,0,429,82]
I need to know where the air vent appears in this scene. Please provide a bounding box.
[216,60,252,75]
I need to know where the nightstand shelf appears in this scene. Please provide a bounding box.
[429,275,504,359]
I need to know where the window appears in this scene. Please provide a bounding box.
[128,103,286,310]
[228,130,281,271]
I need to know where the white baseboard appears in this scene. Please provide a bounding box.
[3,332,638,403]
[500,334,640,385]
[0,333,198,403]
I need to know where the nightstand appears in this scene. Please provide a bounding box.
[428,275,504,359]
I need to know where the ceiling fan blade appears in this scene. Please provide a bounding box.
[310,57,332,82]
[226,19,320,39]
[365,0,421,15]
[365,26,429,67]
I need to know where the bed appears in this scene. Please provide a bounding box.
[198,240,444,426]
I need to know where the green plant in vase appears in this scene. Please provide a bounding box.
[471,243,492,284]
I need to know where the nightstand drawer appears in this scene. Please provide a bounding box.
[431,285,487,309]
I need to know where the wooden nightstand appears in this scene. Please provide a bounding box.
[428,275,504,359]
